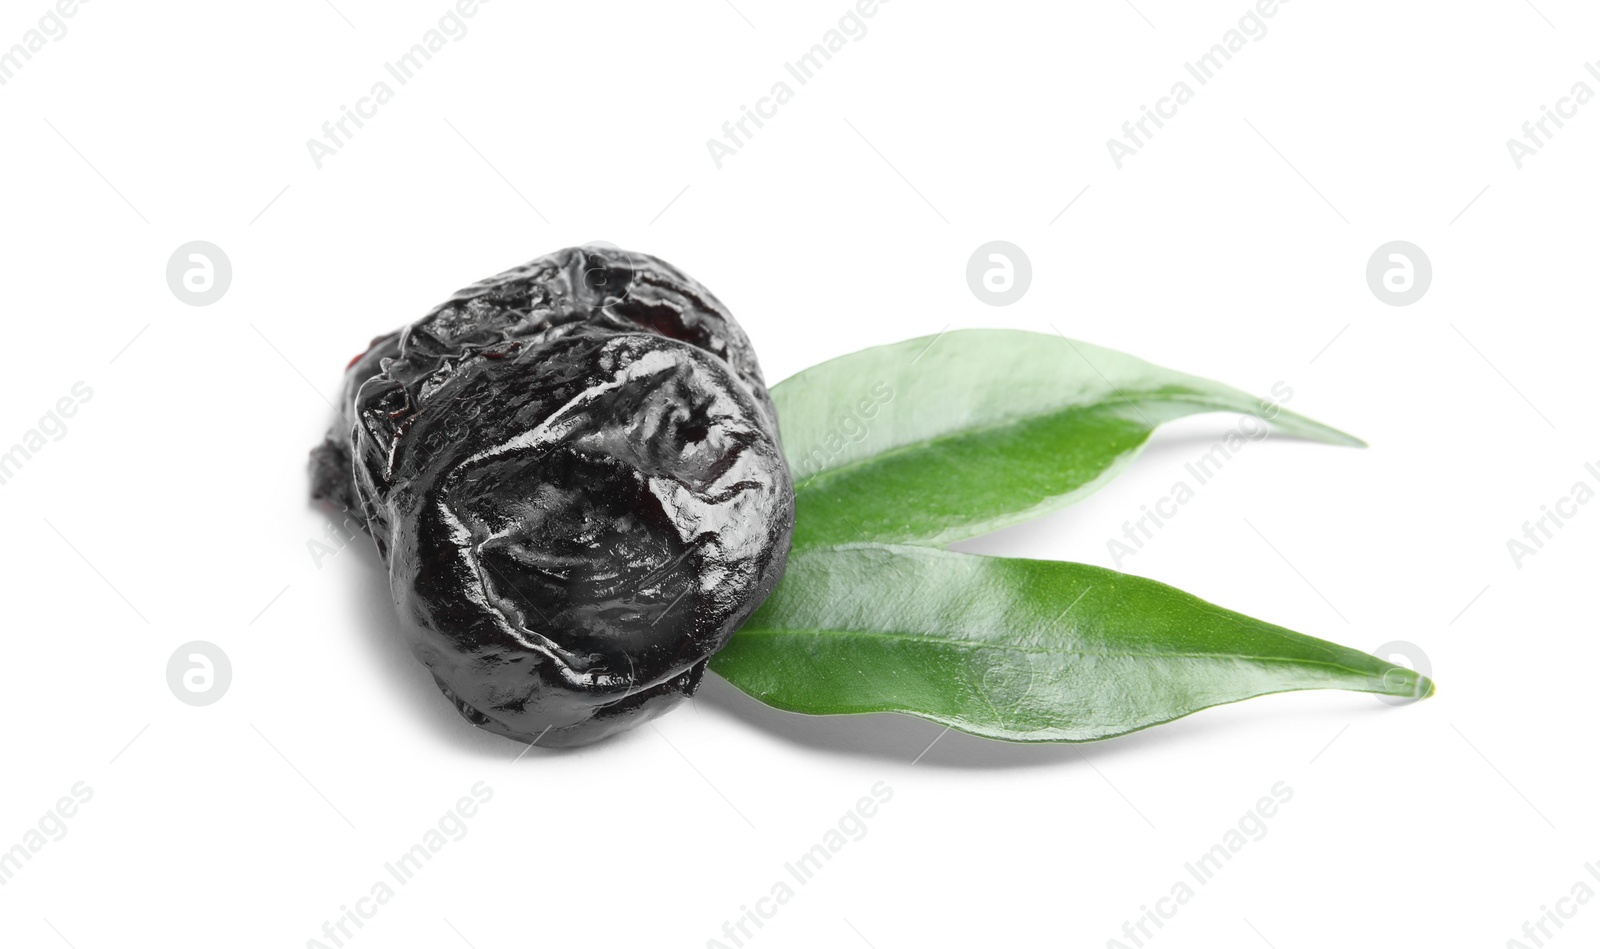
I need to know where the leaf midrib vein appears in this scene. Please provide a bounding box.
[783,385,1208,497]
[732,624,1378,675]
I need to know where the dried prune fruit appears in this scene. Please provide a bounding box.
[311,247,794,747]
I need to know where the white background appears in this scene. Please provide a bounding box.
[1,1,1595,946]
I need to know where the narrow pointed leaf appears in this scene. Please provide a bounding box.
[711,544,1432,743]
[772,329,1362,550]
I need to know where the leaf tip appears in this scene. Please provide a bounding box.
[1307,421,1367,449]
[1380,666,1435,701]
[1267,406,1367,448]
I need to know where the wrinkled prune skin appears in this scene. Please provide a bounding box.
[311,247,793,748]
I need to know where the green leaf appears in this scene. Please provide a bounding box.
[711,544,1432,743]
[772,329,1362,550]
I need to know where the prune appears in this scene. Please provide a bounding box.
[311,247,794,747]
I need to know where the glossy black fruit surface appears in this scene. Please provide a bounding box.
[311,247,794,747]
